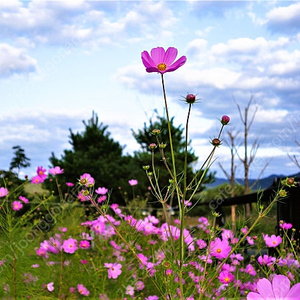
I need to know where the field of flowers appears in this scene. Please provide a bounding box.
[1,47,300,299]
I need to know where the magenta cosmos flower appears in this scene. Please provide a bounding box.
[141,47,186,74]
[128,179,138,186]
[77,284,89,296]
[209,237,231,260]
[62,238,78,254]
[247,274,300,300]
[263,234,282,247]
[12,201,23,211]
[48,166,64,175]
[0,187,8,197]
[104,262,122,279]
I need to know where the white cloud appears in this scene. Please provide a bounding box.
[255,108,289,124]
[0,43,37,77]
[266,2,300,32]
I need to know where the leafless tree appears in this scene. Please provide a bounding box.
[218,129,238,233]
[288,140,300,170]
[234,95,269,218]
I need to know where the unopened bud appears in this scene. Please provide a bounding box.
[159,143,167,149]
[278,189,287,198]
[185,93,196,104]
[287,177,295,186]
[152,129,161,135]
[143,165,150,170]
[221,115,230,125]
[149,143,157,150]
[211,138,221,146]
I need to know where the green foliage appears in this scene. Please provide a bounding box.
[49,112,135,204]
[200,183,245,202]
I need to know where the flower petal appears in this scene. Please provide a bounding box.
[150,47,165,65]
[246,292,265,300]
[286,282,300,299]
[166,56,187,73]
[272,275,290,299]
[256,278,275,299]
[141,50,155,68]
[164,47,178,65]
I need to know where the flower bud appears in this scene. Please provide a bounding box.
[185,93,196,104]
[211,138,221,146]
[159,143,167,149]
[149,143,157,150]
[152,129,161,135]
[221,115,230,125]
[143,165,150,170]
[278,189,287,198]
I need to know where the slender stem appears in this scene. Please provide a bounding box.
[89,196,167,300]
[160,74,184,299]
[59,250,63,299]
[198,192,282,299]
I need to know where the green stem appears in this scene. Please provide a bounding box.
[198,192,282,299]
[160,74,184,299]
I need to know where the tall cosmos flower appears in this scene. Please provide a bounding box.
[141,47,186,74]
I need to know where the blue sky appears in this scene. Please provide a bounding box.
[1,0,300,181]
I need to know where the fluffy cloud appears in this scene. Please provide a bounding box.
[266,2,300,33]
[0,43,37,77]
[0,1,177,47]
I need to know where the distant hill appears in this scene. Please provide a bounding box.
[206,172,300,190]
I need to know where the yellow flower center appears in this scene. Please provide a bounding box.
[157,63,167,71]
[224,277,230,282]
[217,248,221,253]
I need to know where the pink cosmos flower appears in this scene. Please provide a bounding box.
[62,238,78,254]
[66,182,74,187]
[0,187,9,197]
[79,240,90,249]
[141,47,187,74]
[79,173,95,187]
[95,187,108,195]
[12,201,23,211]
[210,238,231,260]
[263,234,282,247]
[125,285,134,296]
[196,239,207,249]
[19,196,29,203]
[48,166,64,175]
[98,195,107,203]
[135,280,145,291]
[280,222,293,230]
[218,271,234,284]
[247,274,300,300]
[36,166,47,180]
[145,296,159,300]
[77,284,90,296]
[104,262,122,279]
[257,254,276,266]
[31,175,44,184]
[245,264,256,276]
[47,282,54,292]
[128,179,138,186]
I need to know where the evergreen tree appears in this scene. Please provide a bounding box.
[49,112,135,204]
[9,145,31,175]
